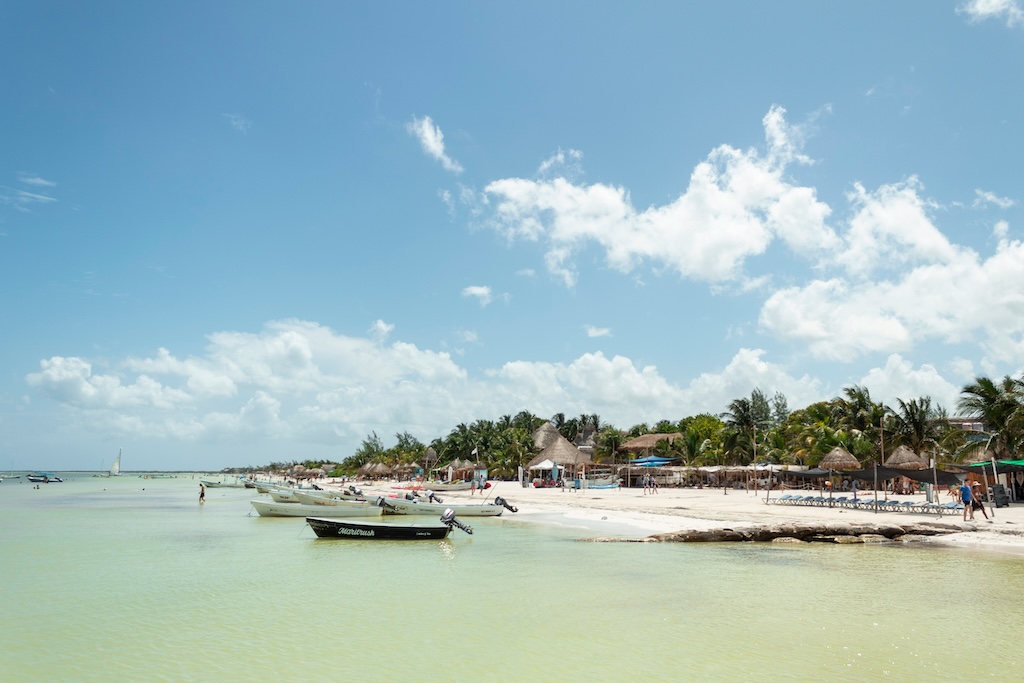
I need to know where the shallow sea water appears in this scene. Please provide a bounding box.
[1,474,1021,682]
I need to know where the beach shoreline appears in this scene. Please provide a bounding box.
[342,479,1024,555]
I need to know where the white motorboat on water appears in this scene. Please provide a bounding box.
[250,499,383,518]
[27,472,63,483]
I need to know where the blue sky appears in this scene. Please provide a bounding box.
[3,1,1024,472]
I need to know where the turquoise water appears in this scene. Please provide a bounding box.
[2,474,1021,682]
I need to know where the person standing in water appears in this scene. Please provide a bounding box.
[199,482,206,504]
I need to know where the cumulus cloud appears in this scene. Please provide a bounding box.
[407,115,463,173]
[25,320,844,451]
[462,285,493,306]
[760,175,1024,365]
[369,319,395,342]
[482,105,838,287]
[958,0,1024,27]
[858,354,962,412]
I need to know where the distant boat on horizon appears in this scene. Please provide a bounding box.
[110,448,122,476]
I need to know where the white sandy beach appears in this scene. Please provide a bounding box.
[342,479,1024,554]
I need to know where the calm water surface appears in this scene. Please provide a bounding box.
[1,474,1020,682]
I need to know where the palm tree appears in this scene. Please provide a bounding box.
[888,397,947,458]
[956,375,1024,459]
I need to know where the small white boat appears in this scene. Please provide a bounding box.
[269,490,299,503]
[201,477,248,488]
[424,481,473,492]
[377,494,516,517]
[250,500,383,518]
[292,491,370,506]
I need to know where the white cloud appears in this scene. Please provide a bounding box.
[1,182,57,211]
[223,113,251,133]
[836,178,956,277]
[958,0,1024,27]
[858,355,961,412]
[585,325,611,338]
[406,115,463,174]
[537,148,583,177]
[461,285,493,306]
[974,189,1015,209]
[682,348,823,415]
[369,319,395,342]
[483,106,838,287]
[17,173,56,187]
[28,322,970,455]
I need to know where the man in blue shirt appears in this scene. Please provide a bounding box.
[960,481,973,521]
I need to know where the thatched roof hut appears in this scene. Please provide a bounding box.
[527,434,591,470]
[619,433,683,456]
[818,446,860,471]
[884,445,926,469]
[532,422,562,451]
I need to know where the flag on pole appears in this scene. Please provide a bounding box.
[471,447,478,456]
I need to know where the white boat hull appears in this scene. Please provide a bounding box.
[378,498,503,517]
[292,491,371,506]
[250,500,383,518]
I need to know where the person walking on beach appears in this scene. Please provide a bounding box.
[960,480,973,521]
[971,482,990,521]
[199,482,206,504]
[642,472,649,495]
[650,473,658,494]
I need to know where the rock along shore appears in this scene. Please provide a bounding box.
[595,520,965,544]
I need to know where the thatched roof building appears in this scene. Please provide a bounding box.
[532,422,562,451]
[527,434,591,471]
[619,433,683,456]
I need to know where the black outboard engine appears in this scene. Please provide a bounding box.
[404,492,419,501]
[427,490,443,504]
[494,496,518,513]
[440,508,473,535]
[375,497,397,512]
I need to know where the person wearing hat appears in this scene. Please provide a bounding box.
[971,482,990,521]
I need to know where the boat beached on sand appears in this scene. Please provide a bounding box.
[307,508,474,540]
[250,499,383,518]
[376,492,517,517]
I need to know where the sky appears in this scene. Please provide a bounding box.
[3,1,1024,472]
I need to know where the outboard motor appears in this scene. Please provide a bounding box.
[427,490,443,504]
[494,496,518,513]
[404,492,419,501]
[440,508,473,535]
[375,497,397,512]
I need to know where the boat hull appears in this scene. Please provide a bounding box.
[292,491,369,506]
[307,517,452,540]
[378,498,503,516]
[250,500,382,518]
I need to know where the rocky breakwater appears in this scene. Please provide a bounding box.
[608,521,965,544]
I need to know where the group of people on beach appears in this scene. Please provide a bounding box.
[959,481,989,522]
[642,472,658,495]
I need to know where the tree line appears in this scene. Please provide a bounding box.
[245,374,1024,478]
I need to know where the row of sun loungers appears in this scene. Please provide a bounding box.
[768,494,965,515]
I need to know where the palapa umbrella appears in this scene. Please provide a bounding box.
[818,446,860,471]
[884,445,926,469]
[818,447,859,506]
